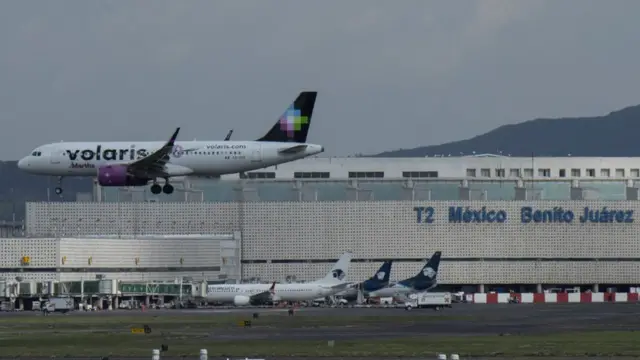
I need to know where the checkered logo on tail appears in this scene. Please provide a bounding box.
[279,106,309,139]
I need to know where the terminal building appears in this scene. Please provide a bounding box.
[7,154,640,296]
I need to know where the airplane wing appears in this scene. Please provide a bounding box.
[248,282,276,303]
[326,282,353,291]
[127,127,183,178]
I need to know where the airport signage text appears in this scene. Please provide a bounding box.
[414,206,634,224]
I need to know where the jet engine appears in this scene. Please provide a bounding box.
[233,295,251,306]
[97,164,149,187]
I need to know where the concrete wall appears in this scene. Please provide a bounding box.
[0,238,58,268]
[26,202,240,236]
[237,201,640,284]
[26,201,640,284]
[0,235,236,282]
[59,236,220,268]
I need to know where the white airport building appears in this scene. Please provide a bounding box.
[11,154,640,293]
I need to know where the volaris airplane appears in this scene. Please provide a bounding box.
[18,92,322,195]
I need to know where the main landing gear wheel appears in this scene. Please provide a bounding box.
[162,184,174,194]
[150,184,162,195]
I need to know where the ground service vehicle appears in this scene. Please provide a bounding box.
[43,297,74,313]
[404,292,452,310]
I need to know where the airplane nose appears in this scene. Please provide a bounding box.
[17,158,28,169]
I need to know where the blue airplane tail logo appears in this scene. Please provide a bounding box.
[416,251,441,281]
[399,251,441,290]
[363,261,392,292]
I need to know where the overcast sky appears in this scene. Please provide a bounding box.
[2,0,640,160]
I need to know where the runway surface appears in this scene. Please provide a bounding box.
[3,302,639,337]
[1,303,639,359]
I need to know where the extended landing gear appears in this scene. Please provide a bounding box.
[150,180,174,195]
[54,176,64,195]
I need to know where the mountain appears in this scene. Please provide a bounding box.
[373,104,640,157]
[0,161,92,222]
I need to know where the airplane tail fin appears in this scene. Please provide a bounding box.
[257,91,317,143]
[369,261,392,284]
[415,251,442,281]
[361,260,392,290]
[319,252,352,284]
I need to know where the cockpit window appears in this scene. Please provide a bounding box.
[30,151,42,156]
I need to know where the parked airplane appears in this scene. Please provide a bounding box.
[206,252,353,306]
[17,92,322,195]
[335,260,393,301]
[367,251,441,298]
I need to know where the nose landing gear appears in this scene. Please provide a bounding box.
[54,176,64,195]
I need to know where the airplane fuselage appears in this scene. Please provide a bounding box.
[206,282,339,304]
[368,283,413,298]
[369,281,436,298]
[19,140,323,177]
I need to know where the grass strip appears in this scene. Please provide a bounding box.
[0,330,639,357]
[0,313,469,329]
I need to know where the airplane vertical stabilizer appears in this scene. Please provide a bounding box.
[362,260,392,291]
[414,251,441,282]
[316,252,352,284]
[257,91,317,143]
[397,251,442,291]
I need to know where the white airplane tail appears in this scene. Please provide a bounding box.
[316,252,352,284]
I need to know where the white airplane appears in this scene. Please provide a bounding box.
[17,92,322,195]
[206,252,353,306]
[368,251,441,298]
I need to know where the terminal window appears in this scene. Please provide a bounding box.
[632,169,640,178]
[495,169,505,178]
[402,171,438,178]
[348,172,384,179]
[293,172,330,179]
[559,169,566,177]
[616,168,625,177]
[466,169,476,177]
[523,168,533,178]
[600,169,610,177]
[571,168,580,177]
[538,169,551,177]
[586,169,596,177]
[240,172,276,179]
[480,168,491,177]
[509,169,520,177]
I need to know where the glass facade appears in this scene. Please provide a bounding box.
[99,179,633,202]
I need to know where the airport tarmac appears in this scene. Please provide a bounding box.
[2,303,640,337]
[1,303,639,359]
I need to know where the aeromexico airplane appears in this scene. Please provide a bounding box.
[206,252,353,306]
[17,92,322,195]
[335,260,393,301]
[367,251,442,298]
